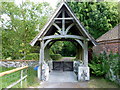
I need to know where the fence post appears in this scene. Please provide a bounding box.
[24,68,27,86]
[21,69,23,88]
[21,64,23,88]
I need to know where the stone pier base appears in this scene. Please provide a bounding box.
[78,66,90,81]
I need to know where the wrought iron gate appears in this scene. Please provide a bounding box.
[53,61,73,71]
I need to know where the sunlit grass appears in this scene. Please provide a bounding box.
[88,76,120,88]
[0,66,39,88]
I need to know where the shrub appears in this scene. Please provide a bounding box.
[89,52,109,76]
[89,52,120,81]
[106,53,120,81]
[24,53,39,60]
[50,54,62,60]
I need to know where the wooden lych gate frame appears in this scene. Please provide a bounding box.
[30,1,97,81]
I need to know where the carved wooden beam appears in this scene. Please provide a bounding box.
[65,23,74,35]
[42,35,87,40]
[75,39,85,49]
[53,23,61,34]
[44,39,52,49]
[62,10,65,35]
[54,18,73,20]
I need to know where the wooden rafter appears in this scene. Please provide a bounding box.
[54,18,73,20]
[53,23,61,34]
[30,2,97,46]
[42,35,87,40]
[65,23,74,35]
[62,10,65,35]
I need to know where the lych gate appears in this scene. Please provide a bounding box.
[30,2,96,81]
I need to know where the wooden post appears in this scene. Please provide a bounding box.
[20,69,23,88]
[83,40,88,67]
[76,45,82,60]
[44,46,50,61]
[20,64,23,88]
[38,40,44,81]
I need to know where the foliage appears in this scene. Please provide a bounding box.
[89,52,108,76]
[50,41,76,57]
[50,54,62,60]
[50,41,63,54]
[60,41,76,57]
[24,53,39,60]
[89,52,120,80]
[106,53,120,81]
[1,2,52,60]
[68,1,119,39]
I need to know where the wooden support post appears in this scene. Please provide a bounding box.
[78,46,83,60]
[83,40,88,67]
[38,40,44,81]
[76,45,81,60]
[38,48,41,80]
[44,46,50,61]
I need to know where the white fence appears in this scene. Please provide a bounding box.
[0,66,28,89]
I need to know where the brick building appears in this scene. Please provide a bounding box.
[93,24,120,54]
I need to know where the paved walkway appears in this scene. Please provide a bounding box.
[48,71,77,82]
[39,71,88,88]
[39,82,88,88]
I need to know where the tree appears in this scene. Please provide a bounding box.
[50,41,64,54]
[60,41,76,57]
[1,2,52,59]
[50,1,119,57]
[50,41,76,57]
[68,1,119,39]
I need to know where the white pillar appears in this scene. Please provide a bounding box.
[78,41,90,81]
[38,40,44,81]
[83,40,88,67]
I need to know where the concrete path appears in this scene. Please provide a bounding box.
[39,82,88,88]
[48,71,77,82]
[39,71,88,88]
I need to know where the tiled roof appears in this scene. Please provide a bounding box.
[97,24,120,42]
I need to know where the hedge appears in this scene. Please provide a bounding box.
[50,54,62,60]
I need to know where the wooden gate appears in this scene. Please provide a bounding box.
[53,61,73,71]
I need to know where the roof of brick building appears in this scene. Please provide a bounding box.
[97,24,120,42]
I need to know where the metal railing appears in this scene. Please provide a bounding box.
[0,66,28,89]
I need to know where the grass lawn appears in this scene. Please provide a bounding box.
[0,66,40,88]
[88,76,120,88]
